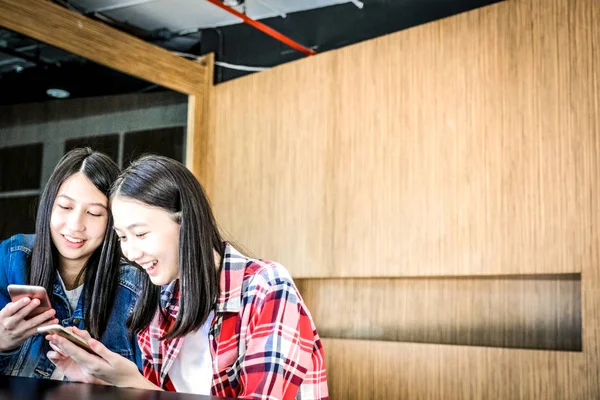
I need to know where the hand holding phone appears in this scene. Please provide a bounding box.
[38,324,97,354]
[45,326,147,389]
[7,284,52,319]
[0,286,58,352]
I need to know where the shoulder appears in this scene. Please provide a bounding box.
[0,234,35,256]
[0,234,34,286]
[244,258,293,286]
[242,258,299,301]
[223,244,300,305]
[117,262,143,293]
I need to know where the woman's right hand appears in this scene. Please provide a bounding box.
[47,327,160,390]
[0,297,58,352]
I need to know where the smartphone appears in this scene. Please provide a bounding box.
[37,324,96,354]
[7,284,52,319]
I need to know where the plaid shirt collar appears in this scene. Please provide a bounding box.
[159,242,244,316]
[160,243,247,318]
[214,243,246,314]
[159,279,180,320]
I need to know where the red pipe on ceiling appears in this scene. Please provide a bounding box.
[204,0,316,56]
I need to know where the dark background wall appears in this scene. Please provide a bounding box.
[0,91,187,240]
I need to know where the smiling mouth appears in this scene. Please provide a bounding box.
[60,234,87,249]
[138,260,159,276]
[63,235,85,244]
[139,260,158,270]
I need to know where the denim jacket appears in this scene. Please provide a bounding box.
[0,234,142,378]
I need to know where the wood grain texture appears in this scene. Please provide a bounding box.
[211,0,600,397]
[212,0,599,279]
[186,53,216,190]
[322,338,584,399]
[296,274,582,351]
[0,0,206,95]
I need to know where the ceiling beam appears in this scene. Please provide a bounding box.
[0,0,207,95]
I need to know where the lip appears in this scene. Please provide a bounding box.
[61,234,86,249]
[139,260,158,276]
[146,262,158,277]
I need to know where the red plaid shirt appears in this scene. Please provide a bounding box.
[138,244,329,399]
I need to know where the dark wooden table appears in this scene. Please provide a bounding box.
[0,375,233,399]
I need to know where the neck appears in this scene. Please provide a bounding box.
[213,249,222,271]
[58,257,87,290]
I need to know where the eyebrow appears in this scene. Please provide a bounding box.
[113,223,150,232]
[57,194,107,210]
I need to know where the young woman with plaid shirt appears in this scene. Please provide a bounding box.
[44,155,329,400]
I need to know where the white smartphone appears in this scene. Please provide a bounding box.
[7,284,52,320]
[37,324,96,354]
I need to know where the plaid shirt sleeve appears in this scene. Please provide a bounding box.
[233,268,328,400]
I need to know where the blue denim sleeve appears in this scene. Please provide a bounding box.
[0,238,21,372]
[0,237,12,309]
[129,273,143,372]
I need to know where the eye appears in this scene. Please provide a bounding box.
[58,204,71,210]
[136,232,148,239]
[117,235,127,242]
[87,211,103,217]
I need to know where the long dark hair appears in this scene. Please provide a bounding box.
[27,148,121,339]
[111,155,224,339]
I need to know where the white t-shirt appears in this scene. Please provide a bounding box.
[56,273,84,312]
[50,273,84,381]
[168,311,215,394]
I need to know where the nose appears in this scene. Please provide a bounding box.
[66,210,85,232]
[122,241,143,262]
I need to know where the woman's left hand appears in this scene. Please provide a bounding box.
[46,327,147,388]
[47,341,108,385]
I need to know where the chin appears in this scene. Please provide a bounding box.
[149,277,162,286]
[150,276,170,287]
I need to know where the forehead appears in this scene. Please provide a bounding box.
[111,197,172,228]
[57,172,107,206]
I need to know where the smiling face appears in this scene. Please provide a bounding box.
[49,172,109,271]
[111,196,181,286]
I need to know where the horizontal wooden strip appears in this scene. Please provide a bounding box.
[297,274,581,351]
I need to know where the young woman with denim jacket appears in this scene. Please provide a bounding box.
[0,148,142,379]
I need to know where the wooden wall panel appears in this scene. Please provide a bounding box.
[213,54,336,270]
[211,0,600,397]
[296,274,582,351]
[322,339,584,399]
[187,54,217,196]
[212,0,599,279]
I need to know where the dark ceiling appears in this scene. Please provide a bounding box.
[0,0,501,106]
